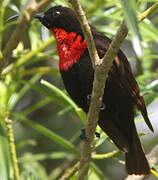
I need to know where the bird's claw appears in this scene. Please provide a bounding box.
[80,128,100,142]
[80,128,89,142]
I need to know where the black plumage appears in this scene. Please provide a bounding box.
[34,6,153,175]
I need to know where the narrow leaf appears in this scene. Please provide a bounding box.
[13,112,80,157]
[41,79,87,123]
[121,0,142,57]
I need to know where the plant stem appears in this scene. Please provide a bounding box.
[5,114,20,180]
[69,1,128,180]
[69,0,100,68]
[92,150,120,159]
[138,2,158,21]
[59,161,80,180]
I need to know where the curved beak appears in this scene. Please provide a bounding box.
[6,13,45,22]
[6,12,49,29]
[34,13,44,20]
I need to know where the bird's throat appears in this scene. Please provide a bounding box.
[51,28,87,71]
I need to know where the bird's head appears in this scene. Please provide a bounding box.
[7,6,82,34]
[35,6,82,34]
[7,6,87,71]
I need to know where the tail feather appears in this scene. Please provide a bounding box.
[125,126,150,175]
[137,96,154,132]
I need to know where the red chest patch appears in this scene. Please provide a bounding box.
[51,28,87,71]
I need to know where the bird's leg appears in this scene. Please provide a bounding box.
[80,128,89,142]
[87,94,106,110]
[80,128,100,142]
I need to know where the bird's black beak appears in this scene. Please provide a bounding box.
[34,13,45,20]
[34,13,50,29]
[6,12,45,22]
[7,12,50,29]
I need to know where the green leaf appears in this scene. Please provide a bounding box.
[20,153,48,180]
[8,3,20,13]
[0,122,13,180]
[13,112,80,157]
[120,0,142,57]
[0,81,8,110]
[19,151,70,162]
[14,36,55,68]
[8,74,41,111]
[20,80,67,106]
[140,21,158,43]
[22,97,53,116]
[41,79,87,124]
[90,162,107,180]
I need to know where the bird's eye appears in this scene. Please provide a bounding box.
[53,10,61,17]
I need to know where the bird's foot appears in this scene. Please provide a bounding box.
[80,128,100,142]
[80,129,89,142]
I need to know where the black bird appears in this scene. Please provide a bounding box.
[8,5,154,175]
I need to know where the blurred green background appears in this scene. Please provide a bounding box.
[0,0,158,179]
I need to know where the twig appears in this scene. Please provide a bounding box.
[5,114,20,180]
[68,0,100,68]
[68,1,158,180]
[69,1,129,179]
[125,144,158,180]
[138,2,158,21]
[48,155,76,180]
[101,20,128,72]
[0,0,52,73]
[92,150,120,159]
[59,161,80,180]
[2,36,55,75]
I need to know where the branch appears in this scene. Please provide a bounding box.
[0,0,52,73]
[5,115,20,180]
[69,1,128,179]
[68,1,158,180]
[59,161,80,180]
[68,0,100,68]
[138,2,158,21]
[125,144,158,180]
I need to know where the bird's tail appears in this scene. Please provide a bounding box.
[125,125,150,175]
[137,96,153,132]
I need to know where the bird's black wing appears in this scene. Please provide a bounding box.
[92,30,153,132]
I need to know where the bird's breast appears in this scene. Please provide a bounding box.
[51,27,87,71]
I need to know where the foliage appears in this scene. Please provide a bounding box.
[0,0,158,179]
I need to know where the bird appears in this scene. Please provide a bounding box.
[8,5,154,175]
